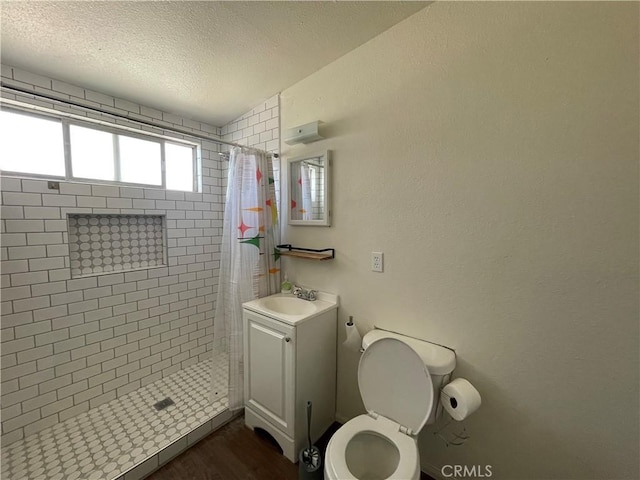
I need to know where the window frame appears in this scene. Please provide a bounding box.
[1,106,200,192]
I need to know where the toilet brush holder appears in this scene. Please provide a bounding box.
[298,448,322,480]
[298,401,323,480]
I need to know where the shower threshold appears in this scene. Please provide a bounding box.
[1,357,232,480]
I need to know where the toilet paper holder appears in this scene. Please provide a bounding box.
[433,388,471,447]
[433,416,470,447]
[434,386,471,447]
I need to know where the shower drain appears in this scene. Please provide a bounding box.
[153,397,175,411]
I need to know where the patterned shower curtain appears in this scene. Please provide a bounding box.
[212,146,281,410]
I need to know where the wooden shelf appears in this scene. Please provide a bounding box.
[279,250,333,261]
[277,244,335,261]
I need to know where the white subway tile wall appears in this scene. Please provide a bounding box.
[220,94,279,154]
[0,172,221,445]
[220,94,281,210]
[0,64,283,446]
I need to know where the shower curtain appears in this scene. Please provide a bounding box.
[212,146,281,411]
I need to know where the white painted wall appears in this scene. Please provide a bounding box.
[280,2,639,479]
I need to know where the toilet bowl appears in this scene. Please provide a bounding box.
[325,414,420,480]
[324,331,456,480]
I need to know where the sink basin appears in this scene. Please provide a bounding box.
[261,296,318,316]
[243,292,339,325]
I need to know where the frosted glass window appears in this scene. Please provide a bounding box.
[1,108,198,191]
[165,143,194,191]
[119,135,161,186]
[0,110,65,176]
[70,124,115,181]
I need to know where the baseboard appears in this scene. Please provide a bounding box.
[421,460,443,480]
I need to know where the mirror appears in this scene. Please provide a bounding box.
[287,151,331,226]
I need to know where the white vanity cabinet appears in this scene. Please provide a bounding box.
[243,293,338,462]
[244,312,295,437]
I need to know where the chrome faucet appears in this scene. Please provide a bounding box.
[293,286,317,301]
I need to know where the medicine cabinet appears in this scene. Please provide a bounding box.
[287,151,331,226]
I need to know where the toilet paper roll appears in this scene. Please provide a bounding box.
[342,322,362,351]
[440,378,481,421]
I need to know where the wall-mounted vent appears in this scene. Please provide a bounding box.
[283,121,324,145]
[68,214,165,278]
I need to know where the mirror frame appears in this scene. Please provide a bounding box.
[287,150,331,226]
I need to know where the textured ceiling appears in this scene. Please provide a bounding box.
[0,1,427,126]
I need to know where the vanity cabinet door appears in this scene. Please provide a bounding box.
[243,311,295,437]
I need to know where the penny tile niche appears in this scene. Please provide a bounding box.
[68,214,166,278]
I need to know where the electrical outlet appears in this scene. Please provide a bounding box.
[372,252,383,272]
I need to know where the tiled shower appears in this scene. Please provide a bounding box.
[0,64,280,479]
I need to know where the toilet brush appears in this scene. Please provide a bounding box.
[298,401,322,479]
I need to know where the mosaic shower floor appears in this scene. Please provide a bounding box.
[1,357,229,480]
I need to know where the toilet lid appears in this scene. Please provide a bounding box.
[358,337,434,434]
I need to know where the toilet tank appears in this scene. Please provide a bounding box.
[362,329,456,425]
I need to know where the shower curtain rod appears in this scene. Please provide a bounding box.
[0,83,278,158]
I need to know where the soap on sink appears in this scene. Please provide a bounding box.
[281,274,292,294]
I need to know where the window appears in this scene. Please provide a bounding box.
[118,135,162,186]
[165,143,195,191]
[0,108,198,191]
[0,110,65,176]
[70,124,115,181]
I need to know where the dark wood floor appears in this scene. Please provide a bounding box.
[146,414,434,480]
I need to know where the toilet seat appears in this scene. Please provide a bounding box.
[325,338,436,480]
[325,414,419,480]
[358,337,434,434]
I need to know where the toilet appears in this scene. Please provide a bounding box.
[324,329,456,480]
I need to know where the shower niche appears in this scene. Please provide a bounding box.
[67,213,166,277]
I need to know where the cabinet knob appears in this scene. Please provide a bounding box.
[284,337,291,343]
